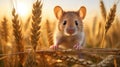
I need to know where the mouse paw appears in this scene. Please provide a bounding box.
[73,43,83,50]
[50,45,59,50]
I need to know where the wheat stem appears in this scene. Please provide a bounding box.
[24,50,37,67]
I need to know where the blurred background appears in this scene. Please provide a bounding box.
[0,0,120,22]
[0,0,120,49]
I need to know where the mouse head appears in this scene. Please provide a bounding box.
[54,6,86,36]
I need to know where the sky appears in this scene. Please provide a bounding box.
[0,0,120,22]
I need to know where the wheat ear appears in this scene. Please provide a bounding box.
[1,17,8,42]
[12,8,24,65]
[46,20,53,46]
[48,53,93,66]
[100,3,116,48]
[1,17,8,53]
[1,17,10,67]
[100,0,106,21]
[105,4,116,33]
[91,55,120,67]
[31,0,42,50]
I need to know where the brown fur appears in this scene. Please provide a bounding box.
[58,12,83,32]
[50,6,86,49]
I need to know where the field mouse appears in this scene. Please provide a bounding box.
[50,6,86,50]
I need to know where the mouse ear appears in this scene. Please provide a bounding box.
[54,6,63,19]
[78,6,86,19]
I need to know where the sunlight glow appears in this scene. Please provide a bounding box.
[16,2,29,17]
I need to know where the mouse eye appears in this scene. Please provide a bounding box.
[75,20,78,26]
[63,20,67,25]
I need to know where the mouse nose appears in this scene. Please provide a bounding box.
[67,27,75,34]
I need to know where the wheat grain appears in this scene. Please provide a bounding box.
[47,53,93,66]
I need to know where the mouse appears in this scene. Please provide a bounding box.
[50,6,86,50]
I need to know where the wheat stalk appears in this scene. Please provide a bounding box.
[24,50,37,67]
[31,0,42,50]
[24,17,31,31]
[91,55,114,67]
[0,17,10,67]
[114,57,117,67]
[90,55,120,67]
[105,4,116,33]
[1,17,8,55]
[100,3,116,48]
[1,17,8,42]
[12,8,24,65]
[92,16,97,36]
[25,0,42,66]
[46,20,53,46]
[100,0,106,21]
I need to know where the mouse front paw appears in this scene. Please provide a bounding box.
[50,45,59,50]
[73,43,83,50]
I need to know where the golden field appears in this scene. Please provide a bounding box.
[0,0,120,67]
